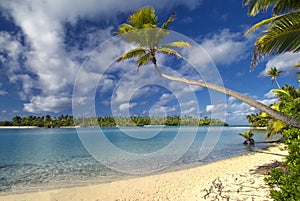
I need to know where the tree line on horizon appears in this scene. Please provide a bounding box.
[0,115,229,127]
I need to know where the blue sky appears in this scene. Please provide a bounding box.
[0,0,299,125]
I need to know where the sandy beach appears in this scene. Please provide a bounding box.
[0,145,287,201]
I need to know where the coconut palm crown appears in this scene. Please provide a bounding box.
[115,7,190,72]
[243,0,300,70]
[115,7,300,128]
[266,67,283,88]
[239,131,255,145]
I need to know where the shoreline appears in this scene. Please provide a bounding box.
[0,144,287,201]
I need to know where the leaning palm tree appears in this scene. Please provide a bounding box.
[115,7,300,128]
[239,131,255,145]
[266,67,283,88]
[243,0,300,70]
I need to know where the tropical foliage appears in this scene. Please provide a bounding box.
[116,7,190,72]
[0,115,228,127]
[243,0,300,70]
[116,6,300,128]
[0,115,75,127]
[263,86,300,200]
[239,131,255,145]
[247,112,270,127]
[244,87,300,200]
[74,116,228,127]
[266,67,283,88]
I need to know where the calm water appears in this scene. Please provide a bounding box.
[0,126,277,194]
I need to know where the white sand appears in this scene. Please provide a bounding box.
[0,145,287,201]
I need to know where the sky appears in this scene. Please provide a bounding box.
[0,0,299,125]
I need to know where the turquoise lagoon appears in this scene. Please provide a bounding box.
[0,126,278,193]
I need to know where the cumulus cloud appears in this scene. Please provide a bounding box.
[260,52,300,76]
[206,104,226,113]
[0,83,8,96]
[199,29,250,65]
[224,90,279,125]
[119,102,137,112]
[24,95,71,113]
[0,0,200,114]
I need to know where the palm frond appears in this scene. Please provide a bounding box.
[239,131,254,139]
[136,53,150,71]
[267,120,286,137]
[273,0,300,15]
[115,23,134,35]
[161,12,176,30]
[162,41,192,48]
[157,47,182,58]
[243,0,278,16]
[128,7,157,29]
[116,48,147,62]
[243,0,300,16]
[250,11,300,70]
[266,67,283,77]
[293,61,300,67]
[244,15,280,35]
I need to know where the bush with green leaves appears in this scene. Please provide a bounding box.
[264,86,300,200]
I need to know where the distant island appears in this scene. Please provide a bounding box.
[0,115,229,127]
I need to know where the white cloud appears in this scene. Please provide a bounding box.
[24,96,71,113]
[264,89,276,99]
[196,29,250,66]
[224,89,279,125]
[0,90,8,96]
[148,105,177,116]
[182,107,197,116]
[0,83,8,96]
[206,104,226,113]
[181,100,198,107]
[119,102,137,112]
[0,0,201,114]
[157,93,174,106]
[260,52,300,76]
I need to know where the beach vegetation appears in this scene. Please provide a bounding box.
[239,130,255,145]
[243,0,300,70]
[247,113,270,127]
[266,67,283,88]
[1,115,228,127]
[5,115,75,128]
[242,4,300,198]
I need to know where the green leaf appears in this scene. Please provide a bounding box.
[116,48,147,62]
[243,0,277,16]
[243,0,300,16]
[157,47,182,58]
[136,53,150,71]
[162,41,191,48]
[248,11,300,70]
[115,23,134,35]
[161,12,176,29]
[128,7,157,29]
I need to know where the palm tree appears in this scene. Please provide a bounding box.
[115,7,300,128]
[262,85,300,138]
[239,131,255,145]
[266,67,283,88]
[243,0,300,70]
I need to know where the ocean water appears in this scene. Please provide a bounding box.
[0,126,278,194]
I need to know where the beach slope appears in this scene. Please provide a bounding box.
[0,145,287,201]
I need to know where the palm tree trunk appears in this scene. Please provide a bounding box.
[153,64,300,128]
[275,78,281,88]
